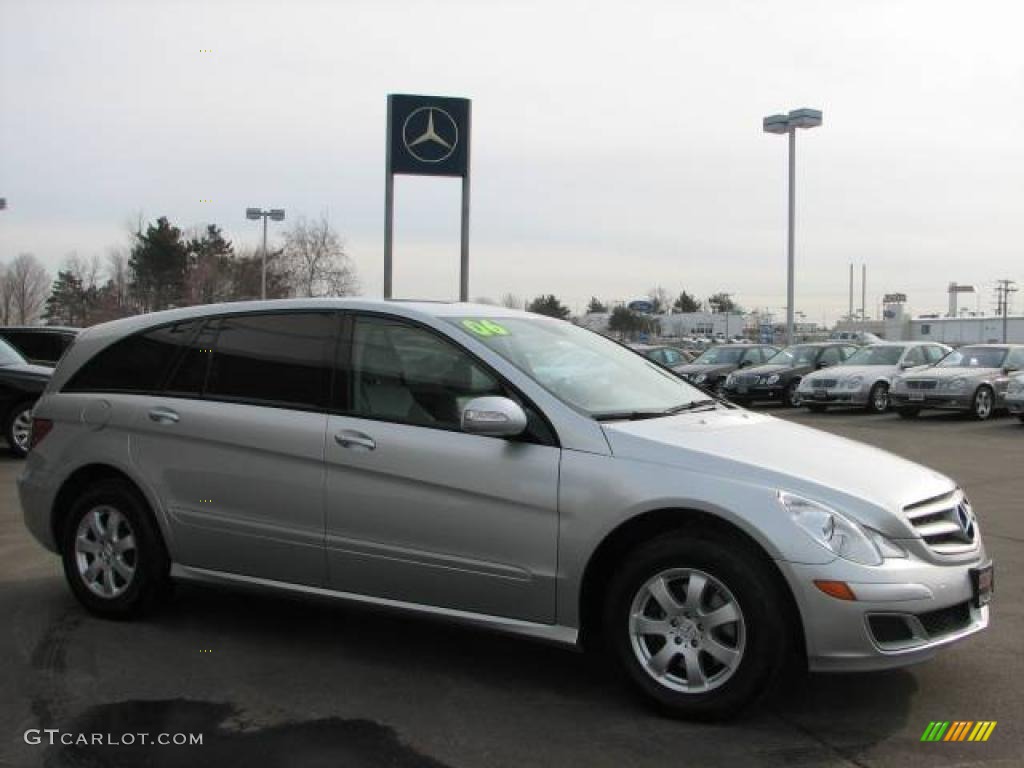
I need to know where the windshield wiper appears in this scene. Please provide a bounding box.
[594,400,718,422]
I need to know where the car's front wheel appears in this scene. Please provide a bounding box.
[60,479,170,619]
[866,382,890,414]
[604,532,789,719]
[5,400,35,458]
[971,386,995,420]
[784,381,802,408]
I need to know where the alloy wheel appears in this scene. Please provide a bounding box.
[628,568,746,694]
[870,384,889,413]
[974,388,993,420]
[11,408,32,452]
[74,506,137,599]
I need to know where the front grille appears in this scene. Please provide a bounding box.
[907,379,938,390]
[918,601,972,638]
[812,379,837,389]
[903,490,978,554]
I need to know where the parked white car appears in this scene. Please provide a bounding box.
[798,342,951,413]
[1006,372,1024,423]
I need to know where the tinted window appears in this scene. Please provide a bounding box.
[819,347,843,366]
[903,346,926,366]
[1,331,54,362]
[0,335,27,365]
[65,321,200,393]
[164,322,219,396]
[925,346,948,364]
[352,316,502,429]
[663,349,682,365]
[206,312,336,410]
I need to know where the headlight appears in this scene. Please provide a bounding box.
[844,375,864,390]
[942,377,968,391]
[694,373,707,383]
[725,373,735,386]
[777,491,886,566]
[766,374,780,385]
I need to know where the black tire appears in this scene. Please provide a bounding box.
[5,400,35,458]
[784,380,802,408]
[60,479,170,619]
[805,404,827,413]
[866,382,889,414]
[971,386,995,421]
[897,407,920,419]
[604,532,790,720]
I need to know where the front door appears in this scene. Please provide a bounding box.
[324,314,560,623]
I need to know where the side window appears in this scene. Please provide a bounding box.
[5,331,45,361]
[903,346,926,366]
[64,320,201,393]
[663,349,681,365]
[843,346,858,360]
[926,346,947,364]
[819,347,843,366]
[164,322,219,396]
[205,312,336,410]
[351,316,503,429]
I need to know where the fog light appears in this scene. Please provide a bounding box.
[814,580,857,601]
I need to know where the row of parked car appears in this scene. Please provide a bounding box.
[632,339,1024,422]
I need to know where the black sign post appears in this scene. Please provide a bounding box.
[385,94,472,300]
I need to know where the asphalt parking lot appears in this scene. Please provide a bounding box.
[1,408,1021,768]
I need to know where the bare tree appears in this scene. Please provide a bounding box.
[6,253,50,324]
[280,214,358,298]
[106,248,131,310]
[65,252,103,291]
[500,293,524,310]
[0,264,13,324]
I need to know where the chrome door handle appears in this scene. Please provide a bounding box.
[334,431,375,450]
[148,407,180,424]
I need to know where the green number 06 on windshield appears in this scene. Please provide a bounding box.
[462,319,510,337]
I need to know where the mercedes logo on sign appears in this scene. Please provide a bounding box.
[402,107,459,163]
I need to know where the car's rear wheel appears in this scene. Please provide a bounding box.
[604,532,789,720]
[5,400,35,458]
[897,407,920,419]
[60,479,170,619]
[866,382,889,414]
[971,386,994,420]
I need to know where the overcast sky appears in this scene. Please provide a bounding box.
[1,0,1022,323]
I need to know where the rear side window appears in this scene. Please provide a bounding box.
[164,323,219,396]
[205,312,336,410]
[64,321,201,393]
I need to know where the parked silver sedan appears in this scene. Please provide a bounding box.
[797,342,951,413]
[891,344,1024,420]
[19,300,993,719]
[1006,373,1024,423]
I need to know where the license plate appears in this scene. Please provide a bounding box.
[970,563,994,608]
[909,393,925,402]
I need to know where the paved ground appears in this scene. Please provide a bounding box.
[1,407,1022,767]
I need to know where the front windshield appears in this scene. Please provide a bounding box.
[842,346,905,366]
[693,346,745,365]
[0,338,26,366]
[937,347,1007,369]
[765,345,819,367]
[448,316,711,418]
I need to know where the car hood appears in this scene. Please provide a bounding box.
[903,367,999,380]
[0,362,53,379]
[737,363,798,376]
[804,364,897,381]
[601,409,954,534]
[674,363,734,376]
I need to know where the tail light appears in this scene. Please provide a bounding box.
[29,418,53,452]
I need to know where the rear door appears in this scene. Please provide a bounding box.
[130,311,337,586]
[323,313,561,623]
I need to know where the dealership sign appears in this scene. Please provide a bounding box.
[385,94,472,300]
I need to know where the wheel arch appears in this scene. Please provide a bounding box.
[577,506,806,662]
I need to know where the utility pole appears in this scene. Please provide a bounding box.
[995,279,1018,343]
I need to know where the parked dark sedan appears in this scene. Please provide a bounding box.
[627,343,695,368]
[673,344,778,392]
[721,342,858,407]
[0,325,78,366]
[0,337,53,457]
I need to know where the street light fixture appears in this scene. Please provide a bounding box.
[763,107,823,344]
[245,207,286,300]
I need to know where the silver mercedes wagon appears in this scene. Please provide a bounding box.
[18,300,993,718]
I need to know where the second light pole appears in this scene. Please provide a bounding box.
[246,207,286,299]
[763,108,822,344]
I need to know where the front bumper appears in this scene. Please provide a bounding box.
[798,388,869,406]
[779,551,991,672]
[890,392,972,411]
[722,384,785,402]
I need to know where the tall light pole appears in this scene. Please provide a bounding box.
[246,207,286,299]
[763,107,823,344]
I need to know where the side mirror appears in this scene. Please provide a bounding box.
[899,360,914,369]
[1004,366,1019,375]
[739,360,752,368]
[461,396,528,437]
[817,361,830,369]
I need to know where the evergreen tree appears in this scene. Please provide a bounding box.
[586,296,607,313]
[526,294,571,319]
[129,217,189,311]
